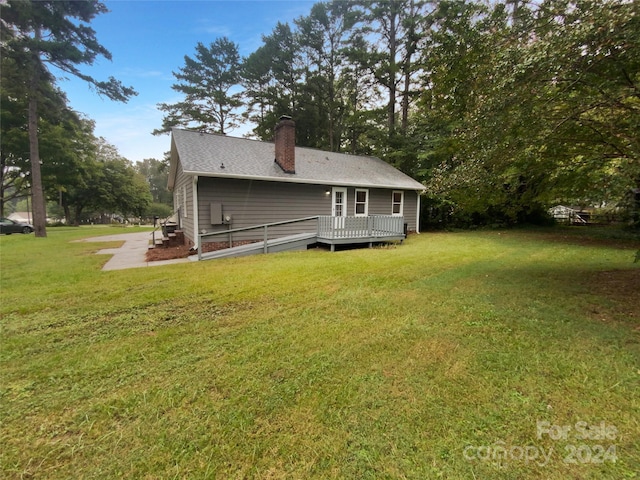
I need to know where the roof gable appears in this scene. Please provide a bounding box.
[170,128,425,191]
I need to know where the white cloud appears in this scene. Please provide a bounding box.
[193,18,232,37]
[119,68,169,80]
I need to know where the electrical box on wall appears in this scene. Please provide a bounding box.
[222,214,232,225]
[210,203,223,225]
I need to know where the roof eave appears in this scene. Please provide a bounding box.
[181,170,426,191]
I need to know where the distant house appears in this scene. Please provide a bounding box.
[168,116,425,256]
[8,212,32,223]
[548,205,588,224]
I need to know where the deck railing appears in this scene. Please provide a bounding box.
[151,208,180,246]
[197,216,319,260]
[317,215,405,239]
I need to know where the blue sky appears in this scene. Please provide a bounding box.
[54,0,315,162]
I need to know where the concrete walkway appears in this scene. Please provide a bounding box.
[78,231,190,271]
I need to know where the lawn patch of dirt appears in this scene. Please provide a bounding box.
[584,268,640,326]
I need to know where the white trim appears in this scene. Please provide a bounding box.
[391,190,404,217]
[174,188,179,214]
[416,193,421,234]
[332,187,347,217]
[192,176,199,249]
[354,188,369,217]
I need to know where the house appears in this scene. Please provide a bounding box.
[8,212,32,223]
[548,205,588,224]
[168,116,425,257]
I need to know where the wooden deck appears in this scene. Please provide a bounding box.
[196,215,406,260]
[316,215,405,251]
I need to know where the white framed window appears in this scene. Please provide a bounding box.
[392,190,404,216]
[355,188,369,216]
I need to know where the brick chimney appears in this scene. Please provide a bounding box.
[274,115,295,174]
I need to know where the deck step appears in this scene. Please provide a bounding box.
[150,234,184,249]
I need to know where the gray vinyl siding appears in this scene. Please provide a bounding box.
[367,189,417,229]
[194,177,419,244]
[196,178,328,242]
[173,162,194,240]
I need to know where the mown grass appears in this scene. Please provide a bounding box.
[1,226,639,479]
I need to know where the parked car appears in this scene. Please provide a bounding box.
[0,218,34,235]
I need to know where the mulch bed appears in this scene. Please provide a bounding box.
[145,240,259,262]
[145,244,194,262]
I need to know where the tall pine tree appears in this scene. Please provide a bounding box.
[1,0,136,236]
[155,37,243,135]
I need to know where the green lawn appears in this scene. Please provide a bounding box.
[1,226,639,479]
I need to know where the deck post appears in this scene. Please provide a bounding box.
[264,225,268,253]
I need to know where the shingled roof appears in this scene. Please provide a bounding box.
[169,128,425,191]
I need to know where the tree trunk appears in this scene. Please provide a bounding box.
[401,65,411,133]
[0,151,6,217]
[388,9,397,136]
[73,205,83,226]
[328,41,336,152]
[328,90,335,152]
[63,204,72,226]
[28,35,47,237]
[633,176,640,229]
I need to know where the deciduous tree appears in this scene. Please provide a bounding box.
[135,158,172,205]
